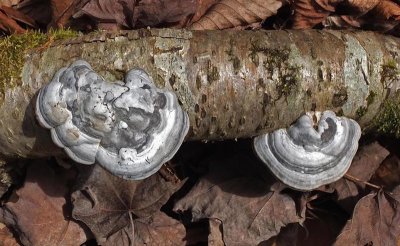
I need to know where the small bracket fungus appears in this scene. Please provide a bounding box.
[36,60,189,180]
[253,111,361,191]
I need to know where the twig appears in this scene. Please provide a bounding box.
[344,174,381,190]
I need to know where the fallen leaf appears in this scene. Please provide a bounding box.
[263,223,299,246]
[74,0,197,30]
[323,15,362,29]
[173,153,304,246]
[0,6,29,33]
[190,0,283,30]
[334,187,400,246]
[292,0,381,29]
[104,211,186,246]
[371,154,400,190]
[0,223,19,246]
[72,0,133,29]
[292,0,339,29]
[372,0,400,20]
[1,5,36,27]
[208,219,224,246]
[0,161,87,246]
[297,199,348,245]
[325,142,389,213]
[48,0,89,28]
[0,0,21,7]
[16,0,51,26]
[189,0,220,24]
[71,164,184,245]
[132,0,198,27]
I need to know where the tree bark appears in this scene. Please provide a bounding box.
[1,29,400,158]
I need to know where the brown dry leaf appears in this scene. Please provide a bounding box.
[0,5,37,33]
[0,0,21,7]
[189,0,220,24]
[346,0,381,15]
[334,187,400,245]
[72,0,133,29]
[132,0,197,27]
[74,0,197,30]
[323,15,362,29]
[324,142,389,213]
[0,161,87,246]
[371,154,400,190]
[292,0,381,29]
[1,5,35,26]
[292,0,339,29]
[71,164,185,245]
[208,219,224,246]
[173,153,304,246]
[48,0,89,28]
[373,0,400,20]
[104,211,186,246]
[190,0,283,30]
[16,0,51,26]
[0,223,19,246]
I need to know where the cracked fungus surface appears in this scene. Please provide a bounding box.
[0,29,79,103]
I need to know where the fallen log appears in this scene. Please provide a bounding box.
[0,28,399,158]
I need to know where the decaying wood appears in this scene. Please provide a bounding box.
[1,29,400,159]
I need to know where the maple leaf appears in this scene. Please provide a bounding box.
[322,142,389,213]
[0,161,87,246]
[173,153,304,246]
[71,164,185,245]
[334,186,400,245]
[190,0,283,30]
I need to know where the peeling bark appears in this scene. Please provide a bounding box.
[0,29,400,158]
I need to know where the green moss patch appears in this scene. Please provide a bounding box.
[0,29,79,99]
[381,60,400,87]
[375,93,400,138]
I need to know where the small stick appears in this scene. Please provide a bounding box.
[344,174,381,190]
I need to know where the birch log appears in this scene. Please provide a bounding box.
[1,29,400,159]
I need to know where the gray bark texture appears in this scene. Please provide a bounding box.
[1,28,400,159]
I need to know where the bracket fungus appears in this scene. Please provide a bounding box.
[35,60,189,180]
[253,111,361,191]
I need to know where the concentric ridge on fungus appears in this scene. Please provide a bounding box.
[35,60,189,180]
[253,111,361,191]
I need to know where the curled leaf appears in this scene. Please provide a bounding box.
[0,5,37,33]
[334,187,400,245]
[190,0,283,30]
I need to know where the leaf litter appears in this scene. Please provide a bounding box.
[1,0,400,245]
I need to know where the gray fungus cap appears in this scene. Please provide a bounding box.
[253,111,361,191]
[36,60,189,180]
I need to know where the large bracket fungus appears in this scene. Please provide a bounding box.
[253,111,361,191]
[36,60,189,180]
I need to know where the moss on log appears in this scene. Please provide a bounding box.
[0,29,399,158]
